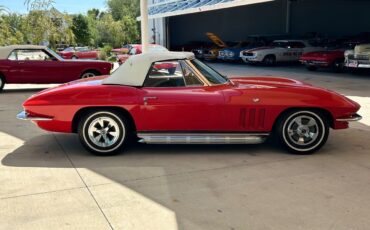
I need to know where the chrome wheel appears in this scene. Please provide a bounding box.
[79,111,128,155]
[87,117,121,148]
[286,115,319,146]
[81,72,96,78]
[278,110,329,154]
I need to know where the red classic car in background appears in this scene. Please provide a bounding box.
[58,47,99,59]
[300,50,345,72]
[300,43,358,72]
[18,52,361,156]
[0,45,112,91]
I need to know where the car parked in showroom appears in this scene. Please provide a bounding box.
[58,46,99,59]
[203,32,231,61]
[299,42,358,72]
[18,52,361,155]
[344,43,370,69]
[218,40,266,62]
[300,49,345,72]
[240,40,324,65]
[0,45,112,92]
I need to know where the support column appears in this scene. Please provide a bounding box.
[140,0,149,53]
[286,0,291,34]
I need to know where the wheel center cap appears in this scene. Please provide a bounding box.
[100,129,107,135]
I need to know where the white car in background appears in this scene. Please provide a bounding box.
[344,43,370,69]
[240,40,324,65]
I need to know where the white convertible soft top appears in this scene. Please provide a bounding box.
[0,45,47,59]
[103,51,194,86]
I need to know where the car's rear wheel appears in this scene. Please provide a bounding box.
[72,55,78,59]
[275,110,329,154]
[263,55,276,66]
[80,70,100,79]
[78,110,129,155]
[0,75,5,92]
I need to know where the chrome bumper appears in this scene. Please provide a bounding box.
[17,111,53,121]
[336,114,362,122]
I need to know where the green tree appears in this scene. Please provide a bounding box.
[72,14,91,46]
[87,8,100,20]
[22,0,76,48]
[0,11,25,46]
[107,0,140,20]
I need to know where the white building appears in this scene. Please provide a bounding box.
[147,0,370,50]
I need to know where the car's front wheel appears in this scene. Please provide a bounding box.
[263,55,276,66]
[78,110,129,155]
[275,110,329,154]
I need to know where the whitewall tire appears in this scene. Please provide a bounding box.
[78,111,128,155]
[276,110,329,154]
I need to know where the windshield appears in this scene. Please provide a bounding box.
[191,59,228,84]
[46,48,63,60]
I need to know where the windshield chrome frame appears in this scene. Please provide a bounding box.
[186,58,230,86]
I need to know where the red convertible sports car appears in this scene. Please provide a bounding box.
[0,45,112,91]
[18,52,362,155]
[299,43,358,72]
[58,47,99,59]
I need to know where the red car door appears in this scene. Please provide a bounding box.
[8,49,61,83]
[135,60,226,131]
[137,86,226,131]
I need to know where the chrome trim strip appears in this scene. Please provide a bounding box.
[16,111,53,121]
[336,114,362,122]
[137,132,269,144]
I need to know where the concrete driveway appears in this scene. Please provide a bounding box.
[1,64,370,230]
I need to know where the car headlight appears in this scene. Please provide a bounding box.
[344,50,354,57]
[227,52,235,57]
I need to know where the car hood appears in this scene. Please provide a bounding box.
[354,44,370,54]
[221,47,248,53]
[245,46,275,52]
[230,76,312,89]
[229,76,360,109]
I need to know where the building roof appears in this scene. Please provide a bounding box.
[103,51,194,86]
[147,0,273,19]
[0,45,47,59]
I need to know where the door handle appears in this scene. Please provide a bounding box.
[143,96,157,105]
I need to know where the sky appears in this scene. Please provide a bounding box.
[0,0,107,14]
